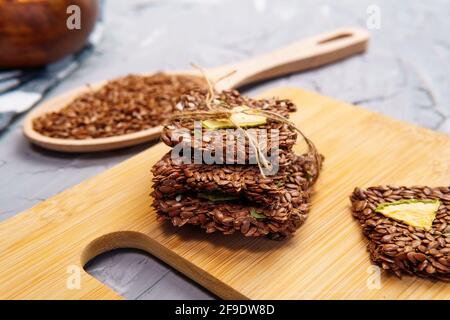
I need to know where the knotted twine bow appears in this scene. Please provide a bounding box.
[170,64,321,180]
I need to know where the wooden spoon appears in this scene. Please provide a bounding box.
[23,27,369,152]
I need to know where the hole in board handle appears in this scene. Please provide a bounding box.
[317,32,353,44]
[81,231,216,299]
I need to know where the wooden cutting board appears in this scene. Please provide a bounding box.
[1,87,450,300]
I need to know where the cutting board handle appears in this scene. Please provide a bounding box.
[212,27,369,90]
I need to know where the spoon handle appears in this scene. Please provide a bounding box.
[210,27,369,90]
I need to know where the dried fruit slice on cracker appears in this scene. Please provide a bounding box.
[375,199,440,231]
[350,185,450,281]
[160,89,298,165]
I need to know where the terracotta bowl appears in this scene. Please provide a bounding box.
[0,0,98,69]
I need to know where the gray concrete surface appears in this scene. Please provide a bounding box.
[1,0,449,299]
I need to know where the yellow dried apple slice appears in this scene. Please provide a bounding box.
[202,106,267,129]
[375,199,440,231]
[229,112,266,127]
[202,119,234,129]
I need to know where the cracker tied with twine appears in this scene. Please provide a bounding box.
[170,64,321,178]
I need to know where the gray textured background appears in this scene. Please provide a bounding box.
[1,0,449,299]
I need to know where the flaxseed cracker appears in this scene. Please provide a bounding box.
[351,185,450,281]
[152,153,323,240]
[160,89,298,164]
[152,151,320,207]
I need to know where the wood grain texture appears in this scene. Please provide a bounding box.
[2,87,450,300]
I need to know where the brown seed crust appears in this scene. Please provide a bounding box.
[350,185,450,281]
[152,151,321,207]
[152,152,323,240]
[160,89,298,164]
